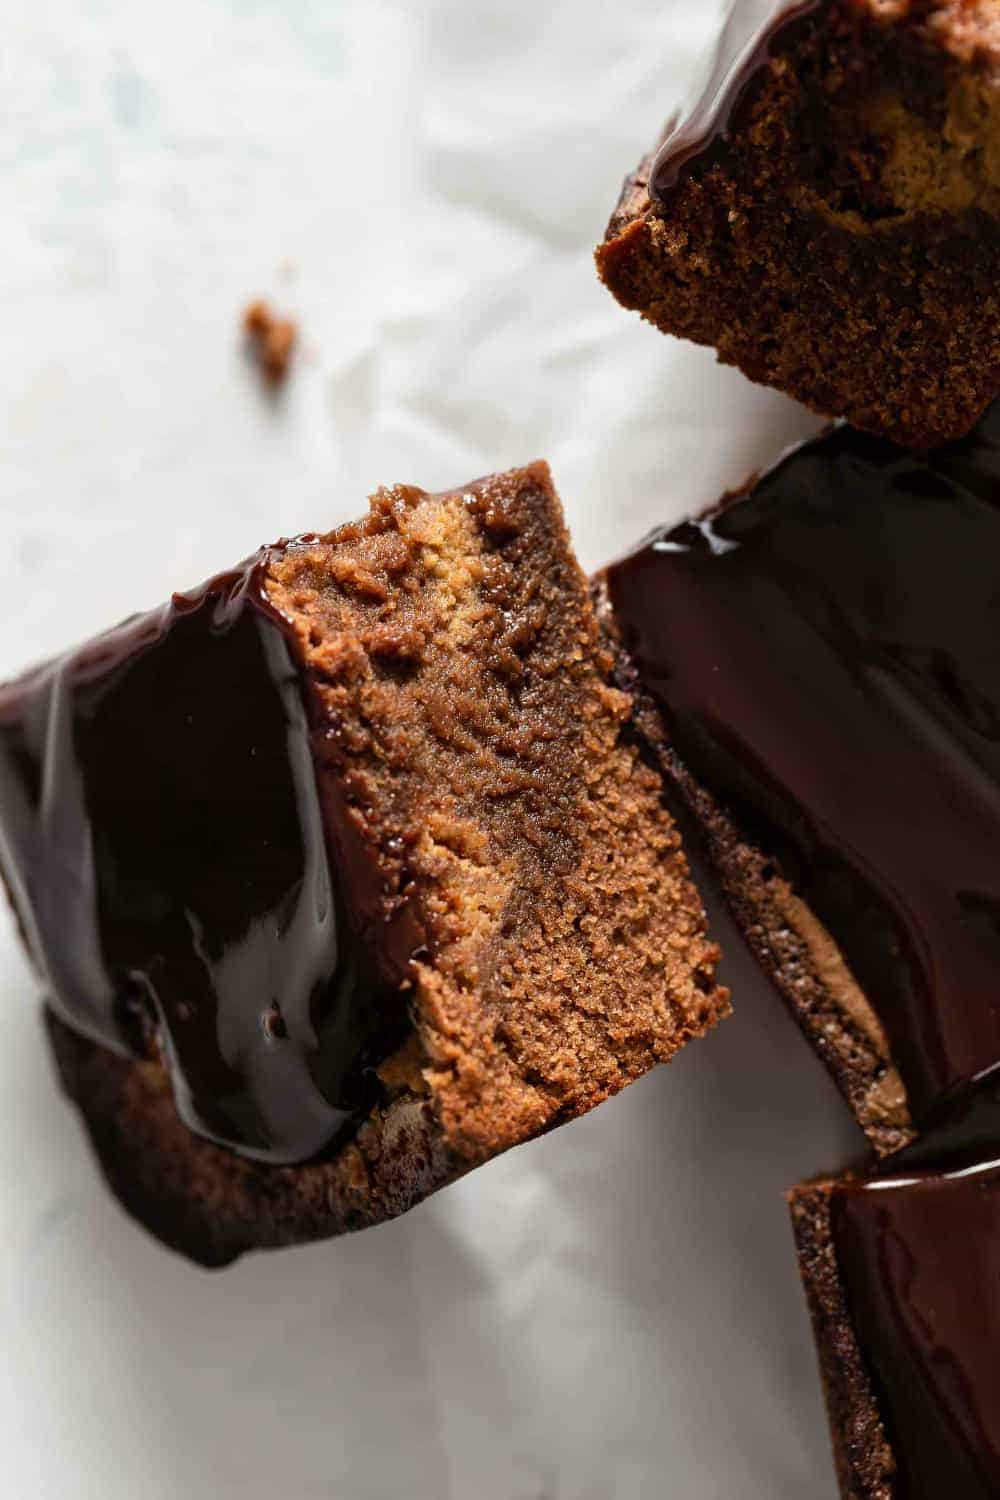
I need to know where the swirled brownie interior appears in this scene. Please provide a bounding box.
[0,463,727,1266]
[597,0,1000,447]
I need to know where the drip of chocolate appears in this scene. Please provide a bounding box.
[650,0,822,198]
[0,560,407,1164]
[605,403,1000,1126]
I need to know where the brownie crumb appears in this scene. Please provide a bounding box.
[243,299,298,385]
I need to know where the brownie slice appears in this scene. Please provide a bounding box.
[0,464,727,1266]
[789,1087,1000,1498]
[597,0,1000,447]
[595,402,1000,1157]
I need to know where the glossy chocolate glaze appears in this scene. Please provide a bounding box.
[650,0,822,199]
[0,559,408,1164]
[832,1134,1000,1497]
[605,403,1000,1126]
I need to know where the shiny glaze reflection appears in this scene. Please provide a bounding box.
[606,404,1000,1124]
[0,559,404,1164]
[650,0,822,198]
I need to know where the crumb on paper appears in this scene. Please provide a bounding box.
[243,299,298,385]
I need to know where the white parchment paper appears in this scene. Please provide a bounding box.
[0,1,853,1494]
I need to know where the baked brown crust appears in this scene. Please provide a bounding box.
[788,1180,898,1500]
[593,576,914,1157]
[597,0,1000,447]
[46,1009,458,1268]
[38,466,727,1264]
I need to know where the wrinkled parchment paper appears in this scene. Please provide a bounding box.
[0,2,852,1493]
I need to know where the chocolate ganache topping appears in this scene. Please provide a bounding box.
[0,557,408,1164]
[606,403,1000,1126]
[650,0,822,199]
[831,1084,1000,1498]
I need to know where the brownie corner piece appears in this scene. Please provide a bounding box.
[597,0,1000,447]
[1,462,727,1264]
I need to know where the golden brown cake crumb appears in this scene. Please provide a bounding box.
[266,464,728,1161]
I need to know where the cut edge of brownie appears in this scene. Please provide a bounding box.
[787,1178,898,1500]
[592,575,914,1159]
[596,0,1000,447]
[46,463,728,1264]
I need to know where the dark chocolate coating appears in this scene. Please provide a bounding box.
[832,1153,1000,1497]
[606,403,1000,1127]
[650,0,822,198]
[0,559,406,1164]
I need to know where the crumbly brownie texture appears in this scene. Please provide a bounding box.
[590,613,913,1159]
[597,0,1000,447]
[50,465,727,1265]
[788,1181,897,1500]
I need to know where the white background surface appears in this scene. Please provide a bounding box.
[0,1,856,1494]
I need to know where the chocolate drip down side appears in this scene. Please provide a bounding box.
[650,0,823,198]
[0,560,410,1165]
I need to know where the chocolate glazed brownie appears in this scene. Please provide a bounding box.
[595,401,1000,1158]
[597,0,1000,447]
[0,464,727,1265]
[789,1082,1000,1498]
